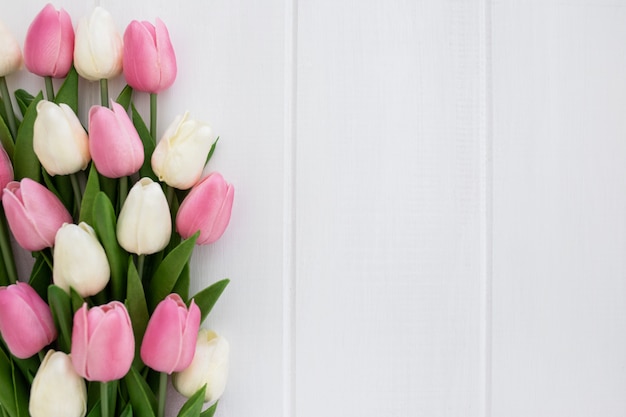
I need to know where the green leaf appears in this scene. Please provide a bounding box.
[80,164,101,225]
[205,136,219,166]
[119,403,133,417]
[13,91,42,181]
[0,347,17,417]
[55,66,79,113]
[0,113,14,160]
[172,262,190,302]
[14,90,34,117]
[92,192,127,301]
[116,85,133,111]
[48,285,73,353]
[177,385,206,417]
[131,103,157,181]
[124,367,157,417]
[70,288,85,314]
[126,258,149,368]
[28,253,52,302]
[10,356,29,417]
[41,169,73,214]
[200,401,219,417]
[86,400,102,417]
[192,279,230,324]
[147,232,199,310]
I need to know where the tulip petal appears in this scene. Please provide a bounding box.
[154,18,177,92]
[123,21,159,93]
[71,304,89,379]
[141,296,185,373]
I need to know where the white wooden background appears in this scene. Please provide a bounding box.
[5,0,626,416]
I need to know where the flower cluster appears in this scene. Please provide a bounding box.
[0,4,232,417]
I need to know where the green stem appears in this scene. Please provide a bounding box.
[44,76,55,101]
[70,173,82,215]
[150,93,157,140]
[0,77,17,138]
[101,381,109,417]
[100,79,109,107]
[157,372,167,417]
[0,209,17,283]
[119,176,129,209]
[165,184,175,210]
[137,254,145,281]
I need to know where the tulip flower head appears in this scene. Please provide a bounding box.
[0,20,22,77]
[173,329,229,404]
[141,294,201,374]
[53,222,110,298]
[74,7,123,81]
[123,18,177,93]
[152,112,215,189]
[117,177,172,255]
[89,101,144,178]
[29,350,87,417]
[34,100,90,176]
[0,145,13,191]
[23,3,74,78]
[0,282,57,359]
[71,302,135,382]
[176,172,235,245]
[2,178,72,251]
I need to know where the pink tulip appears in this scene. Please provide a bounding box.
[0,282,57,358]
[0,145,13,191]
[71,302,135,382]
[23,3,74,78]
[89,101,144,178]
[141,294,200,374]
[176,173,234,245]
[2,178,72,251]
[122,18,176,94]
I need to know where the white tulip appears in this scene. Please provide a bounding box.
[74,7,123,81]
[173,329,229,404]
[53,222,110,297]
[0,20,22,77]
[151,112,214,190]
[33,100,90,176]
[29,350,87,417]
[117,178,172,255]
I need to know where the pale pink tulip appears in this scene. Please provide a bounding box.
[71,302,135,382]
[122,18,176,93]
[176,173,234,245]
[0,145,13,191]
[0,20,23,77]
[2,178,72,251]
[0,282,57,358]
[141,294,200,374]
[89,101,144,178]
[23,3,74,78]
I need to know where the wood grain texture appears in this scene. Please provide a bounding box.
[492,1,626,415]
[295,1,487,415]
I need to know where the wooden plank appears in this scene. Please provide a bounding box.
[295,1,488,415]
[492,2,626,415]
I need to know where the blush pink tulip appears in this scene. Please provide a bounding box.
[0,282,57,358]
[122,18,177,93]
[2,178,72,251]
[23,4,74,78]
[176,173,234,245]
[0,145,13,191]
[71,302,135,382]
[89,101,144,178]
[141,294,200,374]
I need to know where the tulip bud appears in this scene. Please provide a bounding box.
[173,329,229,404]
[141,294,200,374]
[89,101,144,178]
[34,100,90,176]
[0,282,57,359]
[0,144,13,191]
[176,173,234,245]
[71,302,134,382]
[53,222,110,298]
[30,350,87,417]
[74,7,123,81]
[23,4,74,78]
[2,178,72,251]
[0,20,22,77]
[151,112,214,189]
[117,178,171,255]
[122,18,176,93]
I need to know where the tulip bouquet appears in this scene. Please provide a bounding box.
[0,4,233,417]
